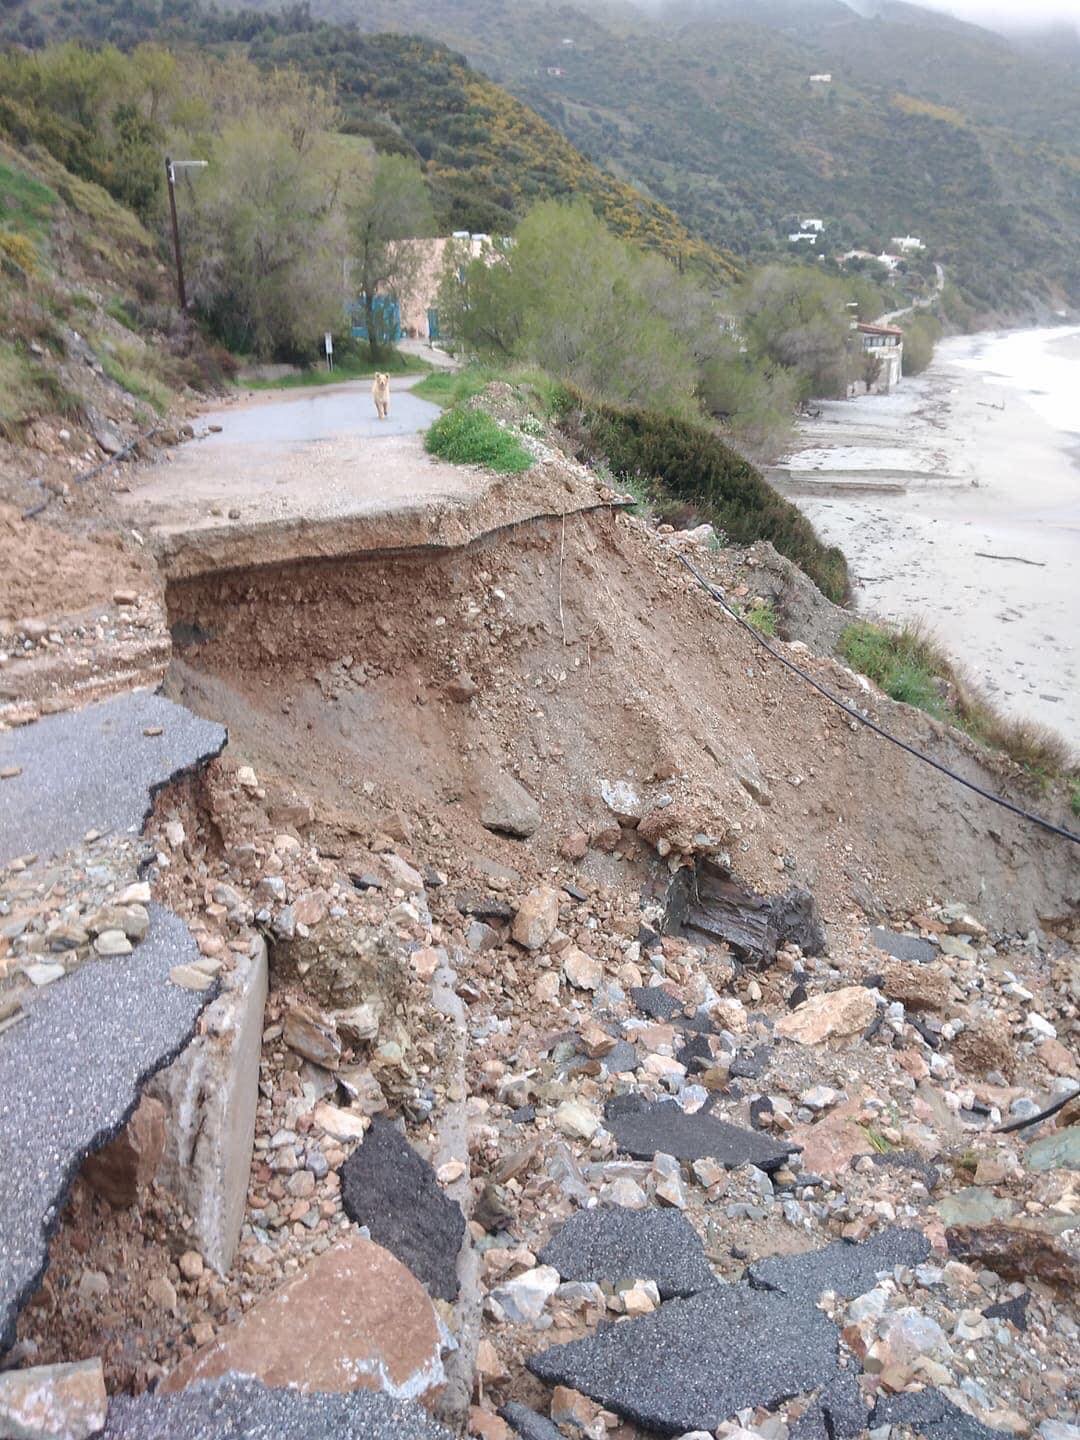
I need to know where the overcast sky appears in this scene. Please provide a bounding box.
[881,0,1080,29]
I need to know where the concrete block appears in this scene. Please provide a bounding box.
[149,937,268,1273]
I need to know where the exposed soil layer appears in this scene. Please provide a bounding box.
[163,505,1077,933]
[0,503,152,624]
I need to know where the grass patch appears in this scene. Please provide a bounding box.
[413,363,569,418]
[96,336,170,414]
[839,617,1076,782]
[559,391,850,603]
[105,296,139,331]
[744,600,778,637]
[424,405,533,473]
[0,158,57,242]
[0,338,78,434]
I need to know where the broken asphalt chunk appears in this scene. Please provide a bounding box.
[0,904,211,1351]
[747,1227,930,1302]
[604,1094,796,1173]
[871,927,937,964]
[528,1282,838,1436]
[341,1117,466,1301]
[870,1388,1017,1440]
[498,1400,564,1440]
[788,1368,867,1440]
[0,691,226,869]
[102,1374,454,1440]
[538,1205,716,1299]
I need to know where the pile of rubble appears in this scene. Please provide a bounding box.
[2,737,1075,1440]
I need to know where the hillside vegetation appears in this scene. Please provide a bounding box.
[0,1,738,279]
[238,0,1080,318]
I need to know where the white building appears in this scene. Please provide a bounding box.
[890,235,925,252]
[809,72,832,83]
[789,232,817,244]
[799,218,825,233]
[850,322,904,395]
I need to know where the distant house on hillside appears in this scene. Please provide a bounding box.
[352,234,500,343]
[789,231,817,244]
[799,218,825,233]
[851,321,903,395]
[809,73,832,84]
[546,66,566,77]
[891,235,924,252]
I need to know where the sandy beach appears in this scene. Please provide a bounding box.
[769,327,1080,751]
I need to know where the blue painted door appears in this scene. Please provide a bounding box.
[349,296,401,342]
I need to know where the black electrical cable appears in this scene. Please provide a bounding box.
[673,549,1080,847]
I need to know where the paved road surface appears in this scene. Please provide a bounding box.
[195,378,440,449]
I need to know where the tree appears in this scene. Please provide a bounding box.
[349,153,435,359]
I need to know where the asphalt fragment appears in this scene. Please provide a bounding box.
[341,1116,466,1301]
[101,1374,454,1439]
[604,1094,796,1172]
[498,1400,565,1440]
[0,904,212,1350]
[870,1388,1017,1440]
[0,691,226,868]
[747,1227,931,1301]
[528,1281,838,1436]
[538,1205,716,1298]
[871,927,937,964]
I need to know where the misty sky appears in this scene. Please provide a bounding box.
[879,0,1080,29]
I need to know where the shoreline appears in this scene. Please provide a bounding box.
[769,327,1080,751]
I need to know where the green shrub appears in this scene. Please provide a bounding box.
[902,313,941,376]
[745,600,778,637]
[560,391,850,603]
[424,405,533,473]
[839,618,1076,782]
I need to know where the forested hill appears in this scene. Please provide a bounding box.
[0,1,737,279]
[215,0,1078,318]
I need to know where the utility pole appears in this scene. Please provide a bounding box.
[165,156,207,313]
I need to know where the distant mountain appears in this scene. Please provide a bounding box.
[216,0,1078,317]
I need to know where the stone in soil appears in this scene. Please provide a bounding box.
[870,1388,1016,1440]
[0,904,210,1351]
[103,1375,454,1439]
[80,1096,166,1208]
[528,1281,839,1436]
[774,986,876,1044]
[747,1227,931,1301]
[498,1400,564,1440]
[0,1358,107,1440]
[604,1095,796,1173]
[159,1234,444,1400]
[473,761,541,838]
[1024,1125,1080,1172]
[340,1117,466,1302]
[538,1205,715,1299]
[871,927,937,963]
[945,1220,1080,1290]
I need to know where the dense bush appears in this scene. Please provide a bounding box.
[425,405,533,473]
[561,392,850,603]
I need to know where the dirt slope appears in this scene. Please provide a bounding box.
[163,501,1078,933]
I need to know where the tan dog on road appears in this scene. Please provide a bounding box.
[372,371,391,420]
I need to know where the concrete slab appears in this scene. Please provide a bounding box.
[341,1117,466,1301]
[528,1281,839,1436]
[148,939,269,1275]
[747,1227,931,1300]
[0,904,211,1350]
[102,1374,454,1440]
[604,1095,797,1173]
[538,1206,716,1298]
[0,691,226,868]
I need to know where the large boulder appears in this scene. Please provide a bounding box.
[160,1235,445,1402]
